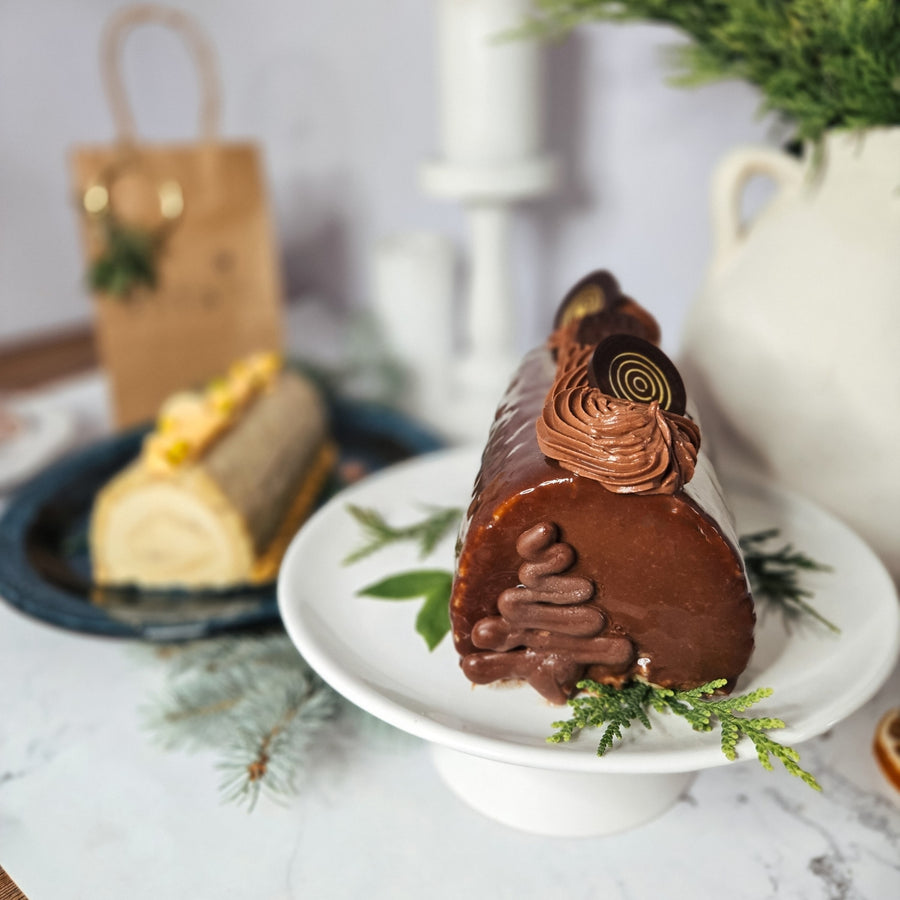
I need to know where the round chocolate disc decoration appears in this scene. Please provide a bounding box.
[553,270,624,329]
[588,334,687,415]
[559,283,605,327]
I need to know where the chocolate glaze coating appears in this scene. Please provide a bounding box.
[451,347,755,702]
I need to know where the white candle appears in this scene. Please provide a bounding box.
[437,0,543,164]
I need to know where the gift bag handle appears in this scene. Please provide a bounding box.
[101,3,222,142]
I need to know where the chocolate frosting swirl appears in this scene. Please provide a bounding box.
[536,349,701,494]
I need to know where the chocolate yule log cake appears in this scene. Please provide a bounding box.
[450,271,755,704]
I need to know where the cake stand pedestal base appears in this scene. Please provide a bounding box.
[431,744,694,837]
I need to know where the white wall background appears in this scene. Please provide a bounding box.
[0,0,778,356]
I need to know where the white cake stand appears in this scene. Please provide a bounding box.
[278,448,899,836]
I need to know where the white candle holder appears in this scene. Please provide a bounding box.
[420,0,558,444]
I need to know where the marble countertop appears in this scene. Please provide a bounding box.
[1,370,899,900]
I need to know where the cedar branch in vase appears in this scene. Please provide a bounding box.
[525,0,900,144]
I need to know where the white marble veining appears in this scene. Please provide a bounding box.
[1,597,899,899]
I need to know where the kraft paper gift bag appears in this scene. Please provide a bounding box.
[71,4,284,426]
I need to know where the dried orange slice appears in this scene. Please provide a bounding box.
[873,708,900,793]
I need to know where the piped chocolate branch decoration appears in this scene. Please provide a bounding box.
[462,521,635,704]
[588,334,686,416]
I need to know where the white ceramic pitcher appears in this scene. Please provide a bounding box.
[681,128,900,580]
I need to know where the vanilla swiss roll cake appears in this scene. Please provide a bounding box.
[90,353,335,589]
[450,272,754,704]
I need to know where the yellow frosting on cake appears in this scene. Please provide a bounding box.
[143,352,282,474]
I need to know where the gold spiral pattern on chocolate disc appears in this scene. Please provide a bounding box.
[608,350,672,409]
[590,334,686,415]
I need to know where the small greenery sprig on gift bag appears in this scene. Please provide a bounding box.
[549,678,821,790]
[88,215,162,298]
[143,632,340,810]
[523,1,900,144]
[82,166,183,299]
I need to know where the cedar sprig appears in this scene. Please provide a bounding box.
[549,678,821,790]
[549,678,656,753]
[739,528,838,633]
[343,504,462,564]
[521,1,900,145]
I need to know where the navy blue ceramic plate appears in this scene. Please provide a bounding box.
[0,397,443,640]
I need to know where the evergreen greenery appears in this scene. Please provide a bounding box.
[524,1,900,143]
[88,215,161,298]
[549,678,821,789]
[740,528,838,633]
[343,504,462,564]
[143,633,340,810]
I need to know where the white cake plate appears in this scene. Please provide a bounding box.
[278,448,900,836]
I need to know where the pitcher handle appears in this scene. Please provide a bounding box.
[710,146,803,270]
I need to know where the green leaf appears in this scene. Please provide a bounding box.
[358,569,454,651]
[415,579,453,651]
[357,569,452,600]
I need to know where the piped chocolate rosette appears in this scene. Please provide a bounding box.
[450,273,754,704]
[537,335,700,495]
